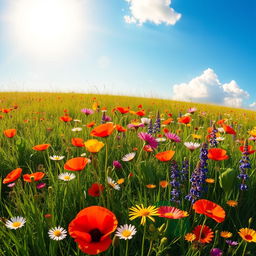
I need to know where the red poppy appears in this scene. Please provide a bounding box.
[72,138,85,147]
[136,110,145,117]
[222,124,236,135]
[68,206,118,255]
[116,107,130,114]
[138,104,143,109]
[217,119,226,125]
[3,168,22,184]
[208,148,229,161]
[162,118,173,125]
[192,225,214,243]
[23,172,45,182]
[32,144,50,151]
[143,145,153,152]
[88,183,104,197]
[193,199,226,223]
[60,115,72,122]
[155,150,175,161]
[64,157,90,171]
[2,108,12,113]
[3,129,17,138]
[115,124,127,132]
[239,145,256,155]
[163,128,169,133]
[90,123,115,138]
[86,121,96,128]
[178,116,191,124]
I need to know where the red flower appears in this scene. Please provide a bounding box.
[90,123,115,138]
[155,150,175,161]
[68,206,118,255]
[3,129,17,138]
[32,144,50,151]
[88,183,104,197]
[86,121,96,128]
[222,124,236,135]
[116,107,130,114]
[193,199,226,223]
[64,157,90,171]
[239,145,256,155]
[23,172,45,182]
[115,125,127,132]
[72,138,85,147]
[178,116,191,124]
[136,110,145,117]
[3,168,22,184]
[192,225,214,243]
[208,148,229,161]
[60,115,72,122]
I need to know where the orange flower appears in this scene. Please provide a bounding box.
[222,124,236,135]
[3,129,17,138]
[192,225,214,243]
[90,123,115,138]
[68,206,118,255]
[146,184,156,188]
[32,144,50,151]
[60,115,72,122]
[72,138,85,147]
[178,116,191,124]
[159,180,168,188]
[64,157,90,171]
[86,121,96,128]
[115,125,127,132]
[162,118,173,125]
[84,139,104,153]
[23,172,45,182]
[155,150,175,162]
[208,148,229,161]
[3,168,22,184]
[116,107,130,114]
[193,199,226,223]
[143,145,153,152]
[217,119,226,125]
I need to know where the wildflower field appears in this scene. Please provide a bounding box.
[1,92,256,256]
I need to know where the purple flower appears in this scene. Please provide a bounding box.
[165,132,181,143]
[188,107,197,114]
[210,248,223,256]
[238,142,250,190]
[113,160,122,169]
[226,240,239,246]
[209,125,218,147]
[37,183,46,189]
[170,161,181,204]
[81,108,94,115]
[138,132,158,149]
[152,111,161,134]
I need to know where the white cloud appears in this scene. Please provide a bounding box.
[249,102,256,108]
[172,68,249,108]
[124,0,181,26]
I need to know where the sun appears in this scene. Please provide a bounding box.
[6,0,85,59]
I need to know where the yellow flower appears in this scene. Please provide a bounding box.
[84,139,104,153]
[117,178,125,184]
[248,128,256,137]
[192,134,202,140]
[146,184,156,189]
[184,233,196,242]
[238,228,256,243]
[220,231,233,238]
[129,204,159,226]
[205,178,215,184]
[226,200,238,207]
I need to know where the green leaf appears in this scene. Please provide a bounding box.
[219,168,236,193]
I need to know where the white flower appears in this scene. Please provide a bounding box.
[156,138,166,142]
[73,119,82,123]
[217,127,225,133]
[115,224,137,240]
[58,172,76,181]
[5,216,26,230]
[80,153,87,157]
[71,127,82,132]
[184,142,201,151]
[122,152,136,162]
[141,118,151,125]
[48,226,67,241]
[216,137,225,142]
[184,113,192,116]
[107,177,120,190]
[49,155,65,161]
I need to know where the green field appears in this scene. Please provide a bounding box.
[1,92,256,256]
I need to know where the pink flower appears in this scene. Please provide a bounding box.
[81,109,94,115]
[138,132,158,149]
[165,132,181,143]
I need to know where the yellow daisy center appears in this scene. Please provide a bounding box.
[64,176,71,180]
[121,230,132,238]
[12,222,21,228]
[53,230,62,237]
[140,209,150,216]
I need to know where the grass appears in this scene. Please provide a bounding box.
[0,92,256,256]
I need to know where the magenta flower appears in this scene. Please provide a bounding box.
[188,107,197,114]
[165,132,181,143]
[81,108,94,115]
[113,160,122,169]
[138,132,158,149]
[210,248,223,256]
[127,123,145,129]
[37,183,46,189]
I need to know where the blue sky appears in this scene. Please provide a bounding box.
[0,0,255,108]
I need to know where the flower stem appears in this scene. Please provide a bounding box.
[141,223,147,256]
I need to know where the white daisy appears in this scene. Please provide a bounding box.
[49,155,65,161]
[107,177,120,190]
[141,118,151,125]
[80,153,87,157]
[217,127,225,133]
[184,113,192,116]
[115,224,137,240]
[71,127,82,132]
[48,226,67,241]
[73,119,82,123]
[216,137,225,142]
[184,142,201,151]
[122,152,136,162]
[156,137,166,142]
[58,172,76,181]
[5,216,26,230]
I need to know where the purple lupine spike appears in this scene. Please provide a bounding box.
[209,124,218,147]
[152,111,161,134]
[170,161,181,204]
[147,119,153,134]
[180,159,189,183]
[238,140,250,190]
